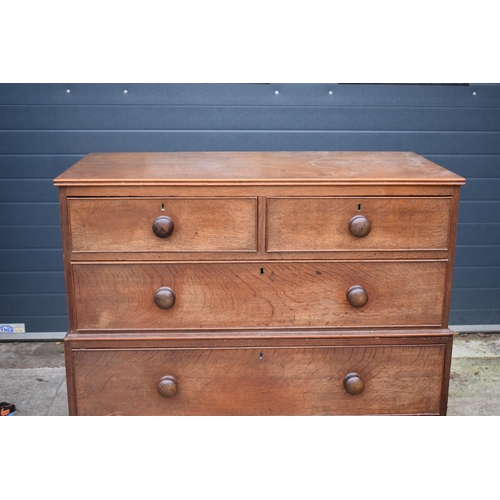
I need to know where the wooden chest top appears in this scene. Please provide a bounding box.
[54,151,465,186]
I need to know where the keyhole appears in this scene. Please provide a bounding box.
[161,203,165,211]
[357,203,362,211]
[259,352,263,360]
[260,268,265,275]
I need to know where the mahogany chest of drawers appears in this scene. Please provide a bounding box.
[55,151,465,415]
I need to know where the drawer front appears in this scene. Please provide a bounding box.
[73,261,447,330]
[72,344,447,415]
[267,197,451,252]
[68,197,257,252]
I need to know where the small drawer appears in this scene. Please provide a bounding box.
[266,197,451,252]
[68,197,257,253]
[72,260,447,331]
[71,343,447,415]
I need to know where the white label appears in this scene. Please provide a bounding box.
[0,323,25,333]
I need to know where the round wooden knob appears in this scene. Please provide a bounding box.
[152,216,174,238]
[346,285,368,308]
[349,215,371,238]
[154,286,176,309]
[343,372,365,395]
[158,375,178,398]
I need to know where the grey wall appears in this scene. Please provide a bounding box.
[1,83,499,332]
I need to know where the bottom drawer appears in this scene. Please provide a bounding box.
[70,342,448,415]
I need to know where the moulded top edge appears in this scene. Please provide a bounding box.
[54,178,466,187]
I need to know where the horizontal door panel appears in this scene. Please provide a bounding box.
[73,343,446,415]
[73,261,447,331]
[69,197,257,253]
[267,197,451,251]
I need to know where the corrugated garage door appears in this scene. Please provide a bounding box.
[0,83,499,333]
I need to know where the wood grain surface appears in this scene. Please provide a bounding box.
[72,261,447,330]
[54,151,466,186]
[69,197,257,252]
[267,196,451,251]
[72,343,446,415]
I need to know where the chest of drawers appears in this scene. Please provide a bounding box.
[55,151,465,415]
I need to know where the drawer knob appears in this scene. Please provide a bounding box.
[153,216,175,238]
[154,286,176,309]
[343,372,365,395]
[349,215,371,238]
[346,285,368,307]
[158,375,178,398]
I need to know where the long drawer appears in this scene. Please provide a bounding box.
[71,343,447,415]
[267,197,451,252]
[68,197,258,253]
[72,261,447,331]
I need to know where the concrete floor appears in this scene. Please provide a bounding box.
[447,333,500,415]
[1,333,499,416]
